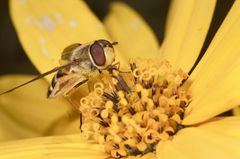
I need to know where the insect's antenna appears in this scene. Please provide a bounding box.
[0,60,81,96]
[104,41,118,47]
[111,41,118,46]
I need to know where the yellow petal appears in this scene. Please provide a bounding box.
[157,117,240,159]
[0,75,79,141]
[233,106,240,116]
[191,0,240,78]
[0,134,106,159]
[158,0,216,72]
[104,2,159,59]
[199,117,240,136]
[10,0,126,82]
[183,1,240,125]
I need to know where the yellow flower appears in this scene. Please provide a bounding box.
[1,0,240,158]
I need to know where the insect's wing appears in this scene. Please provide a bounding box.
[61,43,82,61]
[47,72,88,98]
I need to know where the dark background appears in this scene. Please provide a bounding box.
[0,0,235,75]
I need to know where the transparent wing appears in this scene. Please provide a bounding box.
[61,43,82,61]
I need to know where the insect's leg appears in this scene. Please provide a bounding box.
[74,79,89,88]
[66,79,89,131]
[66,98,83,131]
[98,70,102,74]
[112,61,120,70]
[107,62,119,73]
[108,62,130,73]
[79,111,83,132]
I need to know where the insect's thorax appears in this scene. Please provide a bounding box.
[61,44,96,73]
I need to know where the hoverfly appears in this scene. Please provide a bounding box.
[0,39,118,97]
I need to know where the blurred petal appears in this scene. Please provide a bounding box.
[104,2,159,59]
[157,117,240,159]
[183,1,240,125]
[199,117,240,136]
[0,134,106,159]
[158,0,216,72]
[10,0,126,82]
[191,0,240,76]
[0,75,79,141]
[233,106,240,116]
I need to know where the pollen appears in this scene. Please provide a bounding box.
[78,59,191,158]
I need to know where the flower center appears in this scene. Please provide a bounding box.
[78,59,191,158]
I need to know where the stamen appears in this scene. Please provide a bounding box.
[130,62,137,84]
[78,59,191,158]
[114,75,131,93]
[130,62,137,72]
[103,92,119,103]
[128,107,136,115]
[99,120,110,127]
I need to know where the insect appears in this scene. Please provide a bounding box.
[0,39,118,97]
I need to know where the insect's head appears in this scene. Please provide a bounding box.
[89,39,117,70]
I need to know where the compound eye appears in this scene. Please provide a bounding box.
[90,42,106,66]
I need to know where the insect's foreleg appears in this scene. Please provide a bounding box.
[108,62,130,73]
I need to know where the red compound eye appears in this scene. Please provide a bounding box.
[90,42,106,66]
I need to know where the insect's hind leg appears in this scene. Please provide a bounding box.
[79,111,83,132]
[72,77,89,131]
[66,98,84,132]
